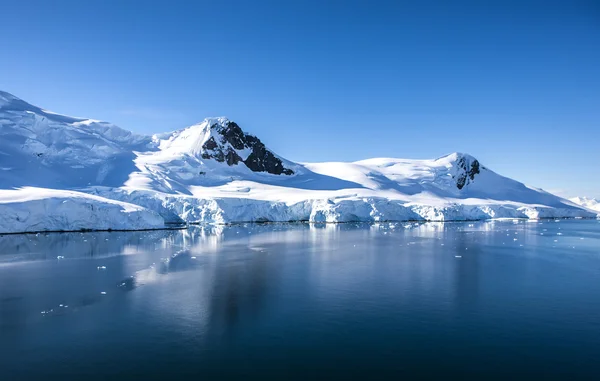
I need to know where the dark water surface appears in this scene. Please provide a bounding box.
[1,220,600,380]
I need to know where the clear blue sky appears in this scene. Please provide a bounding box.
[1,0,599,197]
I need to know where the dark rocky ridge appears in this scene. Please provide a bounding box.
[454,156,481,190]
[200,121,294,175]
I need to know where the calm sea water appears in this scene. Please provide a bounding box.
[1,220,600,380]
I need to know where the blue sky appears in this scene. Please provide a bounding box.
[1,0,599,197]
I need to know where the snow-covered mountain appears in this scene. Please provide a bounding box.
[0,90,595,233]
[570,197,600,212]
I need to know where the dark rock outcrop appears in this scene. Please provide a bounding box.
[455,156,481,190]
[201,121,294,175]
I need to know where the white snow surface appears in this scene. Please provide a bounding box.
[0,90,595,232]
[570,197,600,213]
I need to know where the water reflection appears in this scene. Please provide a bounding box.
[453,231,481,313]
[2,221,600,336]
[207,247,277,337]
[3,221,600,378]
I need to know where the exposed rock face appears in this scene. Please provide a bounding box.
[455,156,481,190]
[200,121,294,175]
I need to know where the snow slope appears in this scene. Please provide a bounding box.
[0,90,594,232]
[0,90,152,189]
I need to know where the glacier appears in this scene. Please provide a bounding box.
[0,187,164,233]
[0,90,596,233]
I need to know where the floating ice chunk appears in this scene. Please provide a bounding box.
[100,291,107,295]
[118,276,136,291]
[97,266,107,270]
[56,256,64,259]
[455,255,462,258]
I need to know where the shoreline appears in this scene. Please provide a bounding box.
[1,216,597,236]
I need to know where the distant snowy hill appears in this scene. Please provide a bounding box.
[0,90,595,233]
[570,197,600,212]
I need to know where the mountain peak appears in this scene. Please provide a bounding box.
[435,152,477,163]
[435,152,483,190]
[0,90,40,112]
[160,118,295,176]
[0,90,19,104]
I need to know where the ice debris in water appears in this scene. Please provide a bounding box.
[56,256,64,259]
[157,250,199,274]
[41,303,69,316]
[117,276,136,291]
[97,266,107,270]
[100,291,107,295]
[455,255,462,258]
